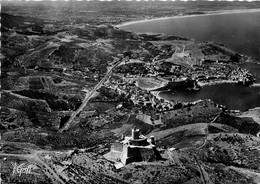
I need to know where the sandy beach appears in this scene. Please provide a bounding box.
[151,90,171,102]
[116,8,260,28]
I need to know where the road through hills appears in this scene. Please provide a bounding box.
[58,60,122,132]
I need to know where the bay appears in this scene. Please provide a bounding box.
[120,11,260,110]
[120,11,260,61]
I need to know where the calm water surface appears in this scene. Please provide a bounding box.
[120,11,260,61]
[158,62,260,111]
[121,12,260,110]
[160,82,260,111]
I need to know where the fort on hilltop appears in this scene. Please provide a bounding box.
[104,129,162,169]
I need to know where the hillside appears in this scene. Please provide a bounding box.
[1,8,260,184]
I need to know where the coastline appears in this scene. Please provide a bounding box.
[197,80,238,87]
[153,80,238,101]
[116,8,260,112]
[116,8,260,28]
[148,86,171,102]
[252,83,260,87]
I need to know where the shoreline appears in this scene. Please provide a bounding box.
[197,80,238,87]
[116,8,260,28]
[151,90,171,102]
[251,83,260,87]
[116,8,260,113]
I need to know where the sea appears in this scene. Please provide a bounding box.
[119,11,260,111]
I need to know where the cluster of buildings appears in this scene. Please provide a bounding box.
[229,67,253,84]
[182,63,253,85]
[105,75,178,113]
